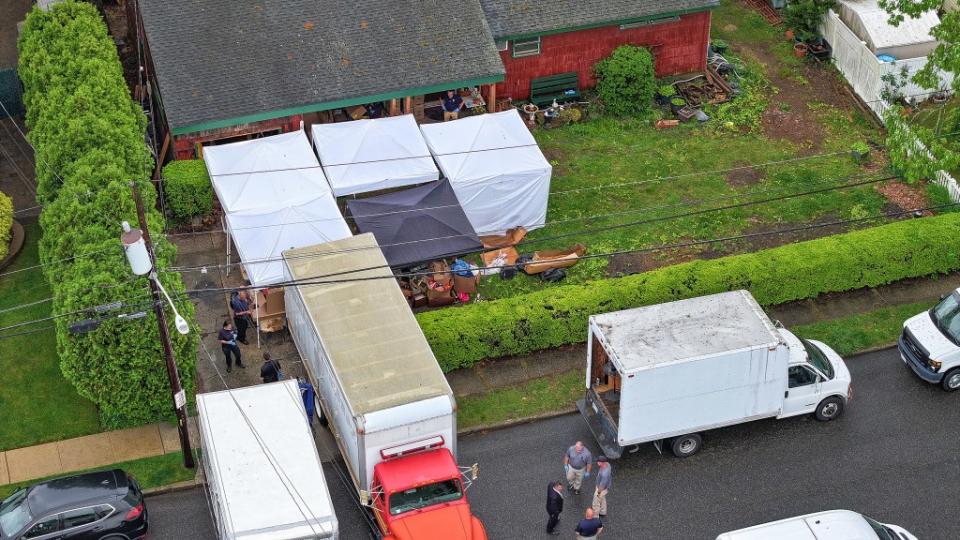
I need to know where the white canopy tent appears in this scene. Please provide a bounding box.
[419,110,552,236]
[311,115,439,197]
[204,131,352,287]
[837,0,939,59]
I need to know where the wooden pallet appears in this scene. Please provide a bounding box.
[743,0,783,25]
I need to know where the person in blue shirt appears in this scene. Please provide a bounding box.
[299,377,316,424]
[592,456,612,517]
[574,508,603,539]
[229,289,253,345]
[442,90,464,121]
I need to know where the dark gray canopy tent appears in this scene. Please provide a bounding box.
[346,180,483,268]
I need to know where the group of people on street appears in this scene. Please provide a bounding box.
[547,440,612,537]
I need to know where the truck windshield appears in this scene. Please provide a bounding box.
[800,338,834,379]
[0,489,31,537]
[389,480,463,516]
[931,292,960,345]
[862,515,895,540]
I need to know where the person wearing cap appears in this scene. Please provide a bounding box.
[563,441,593,494]
[592,456,612,518]
[574,508,604,539]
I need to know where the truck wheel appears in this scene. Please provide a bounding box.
[942,368,960,392]
[670,434,702,458]
[814,396,844,421]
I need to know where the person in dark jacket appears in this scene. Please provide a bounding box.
[259,352,281,383]
[230,290,253,345]
[217,320,243,372]
[545,480,564,535]
[298,377,316,423]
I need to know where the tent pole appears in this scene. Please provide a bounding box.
[256,288,261,350]
[222,215,231,278]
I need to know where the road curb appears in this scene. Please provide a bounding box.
[143,479,202,497]
[852,343,896,356]
[458,406,576,436]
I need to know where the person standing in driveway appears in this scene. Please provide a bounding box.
[230,289,253,345]
[574,508,604,539]
[217,320,243,372]
[260,352,281,383]
[545,480,564,535]
[592,456,612,518]
[563,441,593,494]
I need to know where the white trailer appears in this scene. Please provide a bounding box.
[578,290,852,459]
[282,233,459,498]
[196,380,338,540]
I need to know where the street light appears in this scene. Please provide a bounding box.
[120,183,195,469]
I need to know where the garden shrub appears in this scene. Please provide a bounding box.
[0,191,12,260]
[18,1,196,428]
[593,45,656,116]
[418,213,960,371]
[162,160,213,222]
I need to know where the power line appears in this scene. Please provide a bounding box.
[0,245,119,280]
[168,173,897,273]
[0,97,67,186]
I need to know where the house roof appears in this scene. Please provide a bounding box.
[479,0,719,39]
[139,0,506,135]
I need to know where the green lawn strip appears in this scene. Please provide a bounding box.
[458,370,583,430]
[0,451,197,498]
[457,301,930,428]
[0,223,100,451]
[792,302,930,356]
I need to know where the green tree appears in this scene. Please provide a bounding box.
[878,0,960,92]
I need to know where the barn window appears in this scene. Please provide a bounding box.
[495,39,509,52]
[512,36,541,58]
[619,16,680,30]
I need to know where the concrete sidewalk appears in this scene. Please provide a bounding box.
[447,271,960,397]
[0,419,199,486]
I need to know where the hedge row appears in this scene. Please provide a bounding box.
[0,191,12,260]
[418,213,960,372]
[161,160,213,223]
[18,2,196,428]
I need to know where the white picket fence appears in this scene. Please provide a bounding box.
[936,170,960,203]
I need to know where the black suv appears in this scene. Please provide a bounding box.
[0,469,147,540]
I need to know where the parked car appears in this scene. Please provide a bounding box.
[716,509,916,539]
[0,469,146,540]
[899,287,960,391]
[578,290,852,458]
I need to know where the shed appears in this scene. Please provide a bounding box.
[346,180,482,268]
[837,0,939,59]
[419,110,552,235]
[204,131,352,286]
[311,115,439,197]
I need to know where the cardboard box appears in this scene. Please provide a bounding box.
[481,247,519,274]
[429,260,452,286]
[412,293,428,308]
[480,227,527,249]
[523,244,587,275]
[453,274,478,294]
[348,105,367,120]
[426,286,455,307]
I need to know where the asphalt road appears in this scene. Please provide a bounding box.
[147,348,960,539]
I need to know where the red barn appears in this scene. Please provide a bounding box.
[480,0,718,102]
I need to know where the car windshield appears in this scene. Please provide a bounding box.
[862,515,896,540]
[388,479,463,516]
[0,489,32,537]
[932,292,960,345]
[801,338,834,379]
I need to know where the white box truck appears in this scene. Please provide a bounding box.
[283,233,487,540]
[716,510,917,540]
[196,379,338,540]
[578,290,852,459]
[898,287,960,391]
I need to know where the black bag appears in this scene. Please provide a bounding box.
[515,254,533,272]
[499,266,518,280]
[540,268,566,283]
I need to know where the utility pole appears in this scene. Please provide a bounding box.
[127,181,195,469]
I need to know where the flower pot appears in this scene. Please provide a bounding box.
[785,28,795,41]
[793,43,807,58]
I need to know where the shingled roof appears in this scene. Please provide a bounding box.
[140,0,505,135]
[479,0,719,39]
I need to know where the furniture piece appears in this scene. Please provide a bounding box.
[529,72,580,107]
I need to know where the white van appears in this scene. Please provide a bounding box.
[716,510,916,540]
[899,287,960,391]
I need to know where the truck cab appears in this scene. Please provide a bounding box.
[370,449,486,540]
[777,328,852,420]
[898,288,960,391]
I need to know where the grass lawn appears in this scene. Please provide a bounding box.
[473,0,904,301]
[793,301,930,356]
[0,222,100,451]
[457,299,926,428]
[0,451,197,498]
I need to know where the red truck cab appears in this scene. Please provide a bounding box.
[371,448,487,540]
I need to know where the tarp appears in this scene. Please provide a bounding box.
[312,115,439,197]
[346,180,482,267]
[838,0,939,58]
[420,110,552,236]
[196,380,338,539]
[203,131,352,286]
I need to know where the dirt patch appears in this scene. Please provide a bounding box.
[875,181,932,216]
[725,161,767,187]
[541,147,569,176]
